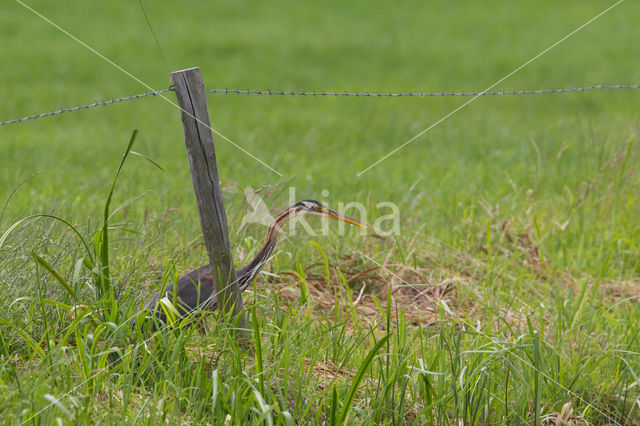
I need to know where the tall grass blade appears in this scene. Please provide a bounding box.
[10,297,72,312]
[617,138,633,183]
[533,331,540,425]
[248,379,274,426]
[98,128,138,297]
[130,150,164,171]
[32,252,80,305]
[253,305,265,397]
[330,386,338,426]
[1,214,93,262]
[281,410,294,426]
[339,333,391,425]
[310,241,330,281]
[0,172,38,226]
[43,394,73,419]
[0,317,46,359]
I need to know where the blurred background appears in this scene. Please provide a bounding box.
[1,0,638,274]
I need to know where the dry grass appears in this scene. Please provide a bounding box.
[303,358,354,390]
[541,402,589,425]
[265,252,463,328]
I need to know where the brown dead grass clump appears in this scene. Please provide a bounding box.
[541,402,589,425]
[261,248,468,328]
[601,278,640,303]
[303,358,353,390]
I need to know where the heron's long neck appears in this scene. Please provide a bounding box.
[236,209,292,288]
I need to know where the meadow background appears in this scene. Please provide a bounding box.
[1,0,639,423]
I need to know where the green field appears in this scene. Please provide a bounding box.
[1,0,639,423]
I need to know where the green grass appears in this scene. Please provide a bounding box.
[1,0,640,423]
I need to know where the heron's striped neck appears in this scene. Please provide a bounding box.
[236,207,296,289]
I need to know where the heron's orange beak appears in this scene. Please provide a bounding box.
[322,207,368,228]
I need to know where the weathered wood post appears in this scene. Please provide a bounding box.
[171,67,247,337]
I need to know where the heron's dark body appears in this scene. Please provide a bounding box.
[142,265,215,326]
[140,261,261,328]
[133,200,362,331]
[135,206,282,330]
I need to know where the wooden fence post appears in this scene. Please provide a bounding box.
[171,67,247,337]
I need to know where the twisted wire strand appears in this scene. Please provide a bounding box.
[206,84,640,97]
[2,84,639,127]
[0,89,173,126]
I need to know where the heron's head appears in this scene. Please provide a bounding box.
[291,200,367,228]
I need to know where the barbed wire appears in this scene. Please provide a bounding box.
[1,84,639,127]
[206,84,640,97]
[0,89,173,126]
